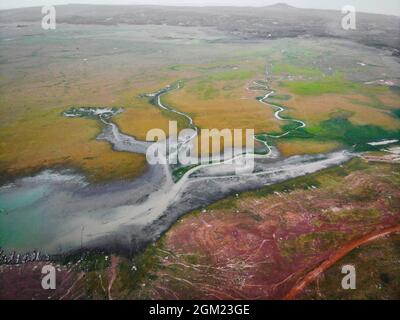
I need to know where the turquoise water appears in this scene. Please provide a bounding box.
[0,185,49,212]
[0,185,50,250]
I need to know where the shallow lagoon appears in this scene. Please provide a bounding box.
[0,171,87,252]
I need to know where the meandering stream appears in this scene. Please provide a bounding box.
[0,71,356,256]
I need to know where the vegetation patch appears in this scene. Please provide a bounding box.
[282,74,362,96]
[273,64,323,77]
[280,231,350,257]
[282,110,400,151]
[172,165,199,182]
[114,237,167,298]
[209,69,254,81]
[326,208,381,223]
[268,93,292,101]
[277,140,341,157]
[62,251,111,272]
[392,109,400,119]
[192,80,219,100]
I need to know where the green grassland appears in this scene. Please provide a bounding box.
[273,63,323,77]
[282,111,400,151]
[281,73,362,96]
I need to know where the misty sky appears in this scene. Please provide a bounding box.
[1,0,400,16]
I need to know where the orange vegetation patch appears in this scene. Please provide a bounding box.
[277,140,341,157]
[160,78,282,154]
[377,91,400,109]
[114,78,197,141]
[115,105,172,142]
[164,79,281,134]
[0,110,147,183]
[277,85,400,130]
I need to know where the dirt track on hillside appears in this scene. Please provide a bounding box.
[284,225,400,300]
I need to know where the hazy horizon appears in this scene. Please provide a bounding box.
[1,0,400,17]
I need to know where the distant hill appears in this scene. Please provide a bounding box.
[267,3,296,9]
[0,4,399,52]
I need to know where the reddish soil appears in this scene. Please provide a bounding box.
[140,166,400,299]
[0,262,84,300]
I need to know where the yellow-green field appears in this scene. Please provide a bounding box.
[276,140,341,157]
[277,82,400,130]
[0,109,147,183]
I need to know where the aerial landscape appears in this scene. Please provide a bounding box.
[0,1,399,301]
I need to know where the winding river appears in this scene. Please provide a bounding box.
[0,72,355,256]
